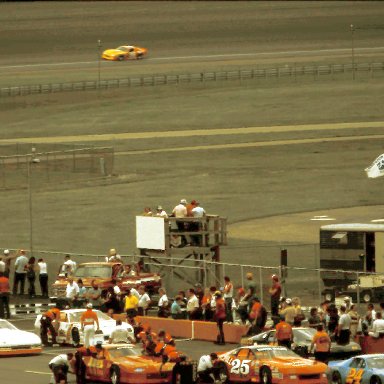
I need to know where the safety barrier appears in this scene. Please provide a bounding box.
[9,302,53,316]
[113,315,249,343]
[358,335,384,354]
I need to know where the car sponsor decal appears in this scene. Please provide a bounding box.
[346,368,364,384]
[230,359,251,376]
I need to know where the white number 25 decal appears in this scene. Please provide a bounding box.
[230,359,251,375]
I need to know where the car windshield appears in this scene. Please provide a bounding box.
[108,346,142,358]
[0,319,17,330]
[367,357,384,369]
[74,265,111,278]
[69,310,111,323]
[294,328,316,342]
[117,46,129,52]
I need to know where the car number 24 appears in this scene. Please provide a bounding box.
[230,359,251,375]
[346,368,364,384]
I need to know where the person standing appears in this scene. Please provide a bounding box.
[48,352,74,384]
[137,285,151,316]
[369,312,384,338]
[337,305,351,345]
[158,288,169,318]
[13,250,28,295]
[87,280,102,309]
[172,199,188,243]
[274,315,293,349]
[108,319,135,344]
[269,275,282,317]
[0,272,11,319]
[124,288,139,319]
[214,291,226,345]
[223,276,234,323]
[62,254,77,276]
[244,272,257,310]
[280,298,296,325]
[1,249,12,278]
[80,303,100,348]
[25,256,37,298]
[309,324,331,363]
[65,277,79,307]
[38,258,49,298]
[186,288,200,320]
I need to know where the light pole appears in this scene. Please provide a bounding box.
[350,24,355,80]
[97,39,102,85]
[27,155,33,256]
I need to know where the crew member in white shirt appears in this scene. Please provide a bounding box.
[48,352,74,384]
[62,254,76,276]
[66,277,79,305]
[109,319,135,344]
[138,285,151,316]
[13,250,28,295]
[158,288,169,318]
[369,312,384,338]
[38,258,49,298]
[337,305,351,345]
[197,353,219,383]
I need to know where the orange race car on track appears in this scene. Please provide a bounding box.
[81,343,178,384]
[217,345,328,384]
[102,45,148,61]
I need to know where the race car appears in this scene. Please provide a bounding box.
[81,343,177,384]
[0,319,42,356]
[218,345,328,383]
[102,45,148,61]
[34,309,134,346]
[328,354,384,384]
[245,327,361,359]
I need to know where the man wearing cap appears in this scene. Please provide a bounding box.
[13,249,28,295]
[155,206,168,218]
[80,303,100,348]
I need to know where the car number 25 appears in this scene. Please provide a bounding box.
[230,359,251,375]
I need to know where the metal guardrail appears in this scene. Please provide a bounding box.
[1,62,383,97]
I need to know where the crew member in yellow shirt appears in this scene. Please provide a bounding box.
[124,288,139,319]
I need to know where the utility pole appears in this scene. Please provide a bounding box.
[98,40,102,85]
[350,24,355,80]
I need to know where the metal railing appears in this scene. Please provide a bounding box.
[1,61,383,97]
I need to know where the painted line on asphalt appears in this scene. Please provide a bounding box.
[1,46,384,70]
[0,121,383,145]
[25,370,51,375]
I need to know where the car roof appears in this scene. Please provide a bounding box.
[78,262,120,266]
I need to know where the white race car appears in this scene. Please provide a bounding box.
[0,319,42,356]
[34,309,134,346]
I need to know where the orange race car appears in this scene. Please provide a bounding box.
[217,345,328,384]
[102,45,148,61]
[81,343,181,384]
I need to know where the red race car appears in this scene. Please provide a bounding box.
[81,343,180,384]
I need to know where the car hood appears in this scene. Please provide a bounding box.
[0,329,41,345]
[330,342,361,353]
[263,357,326,374]
[116,356,174,371]
[103,49,125,56]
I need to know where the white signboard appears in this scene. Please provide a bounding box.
[136,216,165,250]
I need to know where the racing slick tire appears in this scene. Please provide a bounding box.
[323,289,335,302]
[331,371,342,384]
[110,365,121,384]
[117,56,124,61]
[260,367,272,384]
[370,376,382,384]
[362,290,373,303]
[72,327,81,347]
[215,361,229,384]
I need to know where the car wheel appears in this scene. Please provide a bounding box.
[260,367,272,384]
[362,290,372,303]
[215,361,229,383]
[117,56,124,61]
[323,289,335,302]
[110,366,121,384]
[371,376,382,384]
[71,327,80,347]
[331,371,342,384]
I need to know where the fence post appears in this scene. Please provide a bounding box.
[356,271,361,313]
[259,267,263,305]
[241,265,244,290]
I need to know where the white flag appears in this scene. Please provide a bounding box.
[365,154,384,178]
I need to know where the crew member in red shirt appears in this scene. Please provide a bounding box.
[274,315,293,349]
[214,291,226,345]
[0,272,10,319]
[41,307,61,346]
[269,275,282,317]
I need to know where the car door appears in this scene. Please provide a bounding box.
[228,348,255,382]
[344,357,367,384]
[85,349,109,380]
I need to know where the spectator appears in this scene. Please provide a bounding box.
[236,287,249,325]
[2,249,11,278]
[0,272,10,319]
[171,296,184,320]
[106,248,122,262]
[214,291,226,345]
[158,288,169,318]
[124,289,139,319]
[37,258,49,298]
[274,315,293,349]
[327,303,339,339]
[13,249,28,295]
[142,207,153,216]
[73,279,87,308]
[337,305,351,345]
[369,312,384,338]
[186,199,197,217]
[138,286,151,316]
[62,254,76,276]
[186,288,201,320]
[367,303,377,323]
[66,277,80,306]
[191,201,206,245]
[0,256,5,275]
[170,234,183,248]
[201,288,214,321]
[177,290,188,318]
[209,287,217,318]
[223,276,234,323]
[280,298,296,325]
[349,304,360,338]
[87,280,102,309]
[172,199,188,242]
[155,205,168,218]
[344,296,353,312]
[25,256,37,298]
[194,283,204,304]
[309,324,331,363]
[269,274,281,317]
[103,287,121,315]
[308,307,322,329]
[292,296,305,326]
[129,285,140,300]
[244,272,257,310]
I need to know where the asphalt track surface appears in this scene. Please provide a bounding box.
[1,316,229,384]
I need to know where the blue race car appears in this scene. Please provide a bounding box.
[328,354,384,384]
